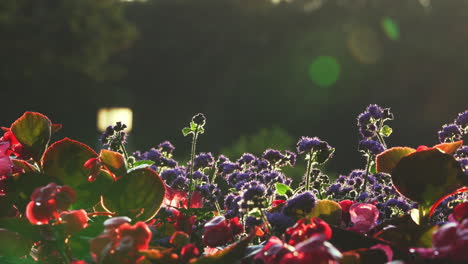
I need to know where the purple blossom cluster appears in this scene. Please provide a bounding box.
[296,137,334,164]
[356,104,393,140]
[438,110,468,142]
[100,122,128,152]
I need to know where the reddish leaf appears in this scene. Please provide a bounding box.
[99,149,127,177]
[391,148,466,205]
[11,159,39,173]
[42,138,106,209]
[10,112,52,161]
[101,168,165,222]
[433,140,463,155]
[51,123,62,134]
[375,147,415,174]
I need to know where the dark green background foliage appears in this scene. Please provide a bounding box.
[1,0,467,174]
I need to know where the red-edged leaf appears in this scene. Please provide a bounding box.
[51,123,62,134]
[42,138,98,187]
[10,112,52,161]
[42,138,107,209]
[429,187,468,217]
[375,147,415,174]
[99,149,127,177]
[391,148,466,205]
[101,168,165,222]
[11,159,39,173]
[433,140,463,155]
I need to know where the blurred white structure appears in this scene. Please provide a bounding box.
[97,108,133,132]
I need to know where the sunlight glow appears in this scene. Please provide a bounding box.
[97,107,133,132]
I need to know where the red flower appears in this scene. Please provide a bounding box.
[451,202,468,222]
[202,216,234,247]
[90,219,151,264]
[83,157,102,182]
[0,142,12,176]
[59,210,89,235]
[254,236,291,264]
[286,218,332,246]
[338,200,355,225]
[26,183,76,225]
[348,203,379,233]
[279,235,340,264]
[163,185,202,209]
[0,130,23,158]
[180,243,200,263]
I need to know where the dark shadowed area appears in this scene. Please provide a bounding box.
[2,0,467,176]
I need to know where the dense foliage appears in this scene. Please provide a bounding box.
[0,105,468,263]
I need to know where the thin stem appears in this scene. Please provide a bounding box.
[362,153,372,193]
[187,126,199,209]
[305,151,313,191]
[376,119,387,149]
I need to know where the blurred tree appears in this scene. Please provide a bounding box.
[0,0,137,81]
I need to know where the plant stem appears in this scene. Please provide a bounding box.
[305,151,313,191]
[362,153,372,193]
[187,126,199,209]
[376,119,387,149]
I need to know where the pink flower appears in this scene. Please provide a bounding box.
[0,142,12,176]
[202,216,233,247]
[451,202,468,222]
[348,203,379,233]
[279,235,341,264]
[180,243,200,263]
[432,219,468,262]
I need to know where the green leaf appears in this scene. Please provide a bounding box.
[133,160,155,167]
[375,147,415,174]
[275,183,292,196]
[128,160,155,173]
[182,127,192,136]
[391,148,466,205]
[380,125,393,137]
[0,228,32,257]
[306,200,342,225]
[42,138,104,209]
[100,149,127,177]
[10,112,52,161]
[101,168,165,222]
[0,217,41,242]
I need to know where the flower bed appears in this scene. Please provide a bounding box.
[0,105,467,264]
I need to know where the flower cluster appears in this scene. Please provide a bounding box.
[438,110,468,142]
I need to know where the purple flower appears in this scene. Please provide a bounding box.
[161,168,186,185]
[100,126,114,144]
[455,146,468,159]
[192,171,209,181]
[262,149,285,164]
[296,137,334,164]
[282,191,316,218]
[366,104,384,119]
[146,148,163,161]
[242,184,267,201]
[220,162,239,175]
[455,110,468,129]
[193,152,214,170]
[326,183,341,196]
[266,213,295,233]
[438,124,463,143]
[158,141,175,154]
[356,192,369,202]
[245,216,262,230]
[171,176,189,190]
[237,153,256,165]
[284,150,297,166]
[459,158,468,176]
[357,112,372,126]
[358,139,385,155]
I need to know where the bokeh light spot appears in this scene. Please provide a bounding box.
[381,17,400,41]
[347,26,382,64]
[308,56,341,87]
